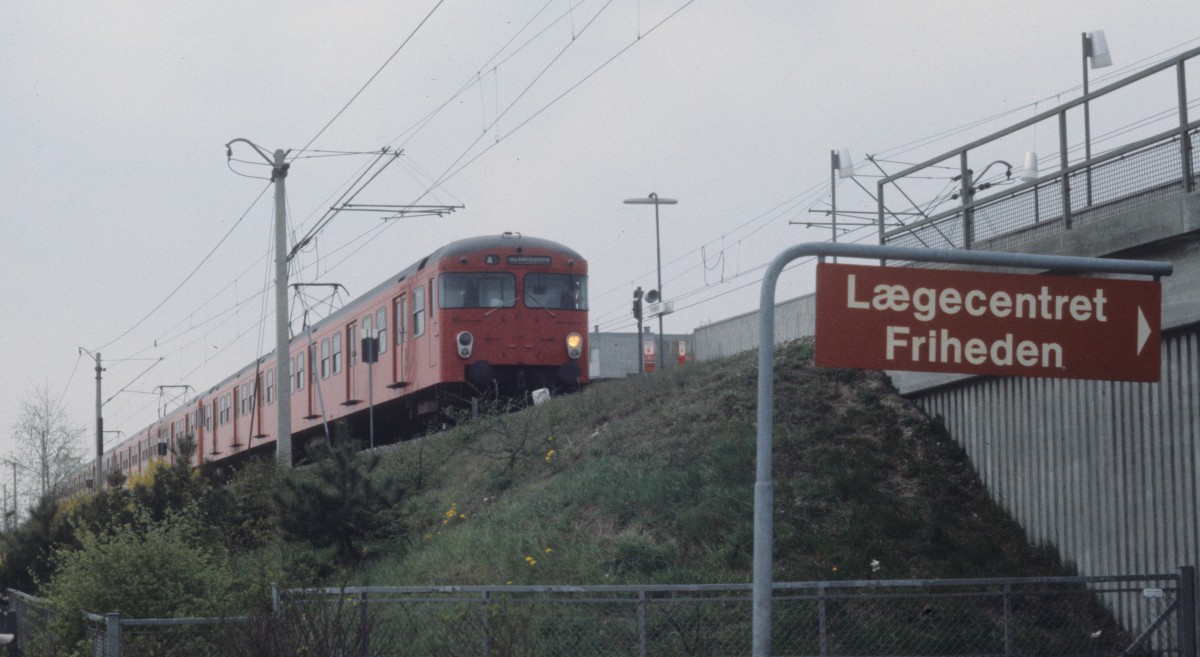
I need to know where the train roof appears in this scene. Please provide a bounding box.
[137,233,583,434]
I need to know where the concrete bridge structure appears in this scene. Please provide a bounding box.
[693,46,1200,648]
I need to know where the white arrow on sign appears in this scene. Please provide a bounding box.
[1137,307,1151,356]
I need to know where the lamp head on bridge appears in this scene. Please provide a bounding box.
[1020,151,1039,182]
[832,149,855,178]
[1085,30,1112,69]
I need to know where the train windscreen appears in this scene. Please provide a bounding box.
[439,272,516,308]
[524,273,588,311]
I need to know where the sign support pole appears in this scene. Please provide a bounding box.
[752,242,1170,657]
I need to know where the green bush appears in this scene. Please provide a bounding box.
[274,430,404,569]
[36,507,244,656]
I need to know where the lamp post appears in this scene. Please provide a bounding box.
[624,193,677,371]
[830,150,855,261]
[1082,30,1112,206]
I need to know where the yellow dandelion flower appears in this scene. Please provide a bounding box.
[544,548,553,554]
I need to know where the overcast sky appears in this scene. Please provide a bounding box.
[2,1,1197,469]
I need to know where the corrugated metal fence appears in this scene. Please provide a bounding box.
[915,325,1200,646]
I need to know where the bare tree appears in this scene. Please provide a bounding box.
[8,384,85,507]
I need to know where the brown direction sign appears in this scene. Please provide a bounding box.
[814,263,1162,382]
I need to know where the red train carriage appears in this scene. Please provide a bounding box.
[100,233,587,475]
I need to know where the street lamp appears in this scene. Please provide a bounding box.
[830,149,855,262]
[624,193,678,372]
[1082,30,1112,205]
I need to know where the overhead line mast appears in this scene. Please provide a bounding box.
[226,139,293,467]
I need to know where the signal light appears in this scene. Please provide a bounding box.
[457,331,474,359]
[566,333,583,359]
[632,287,643,321]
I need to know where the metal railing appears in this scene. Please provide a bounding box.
[12,569,1195,656]
[879,45,1200,255]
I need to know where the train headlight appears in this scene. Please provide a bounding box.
[565,332,583,359]
[457,331,474,359]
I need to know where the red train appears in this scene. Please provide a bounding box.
[98,232,588,476]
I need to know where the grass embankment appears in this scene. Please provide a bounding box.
[358,339,1064,586]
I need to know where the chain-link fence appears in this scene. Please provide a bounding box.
[12,569,1194,657]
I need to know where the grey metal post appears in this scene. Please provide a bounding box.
[1083,32,1095,207]
[654,198,665,370]
[368,352,375,449]
[876,179,886,247]
[359,591,369,657]
[624,194,677,371]
[830,151,839,262]
[1180,566,1197,657]
[480,590,490,657]
[638,590,647,657]
[960,152,973,249]
[106,612,120,657]
[818,583,828,657]
[1003,582,1013,657]
[752,242,1172,657]
[1059,111,1073,229]
[94,351,103,490]
[1178,63,1194,194]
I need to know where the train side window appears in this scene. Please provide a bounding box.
[376,308,387,354]
[321,338,331,379]
[413,286,426,337]
[266,370,275,405]
[348,324,358,366]
[332,333,343,374]
[295,351,306,392]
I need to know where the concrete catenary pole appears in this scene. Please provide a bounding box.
[94,351,103,488]
[226,139,292,467]
[271,148,293,467]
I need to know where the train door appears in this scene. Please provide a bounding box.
[346,322,359,403]
[392,294,407,387]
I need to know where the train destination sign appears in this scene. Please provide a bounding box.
[814,262,1162,382]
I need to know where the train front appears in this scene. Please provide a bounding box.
[435,234,588,396]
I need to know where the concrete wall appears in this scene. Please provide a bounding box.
[588,330,693,379]
[693,293,815,360]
